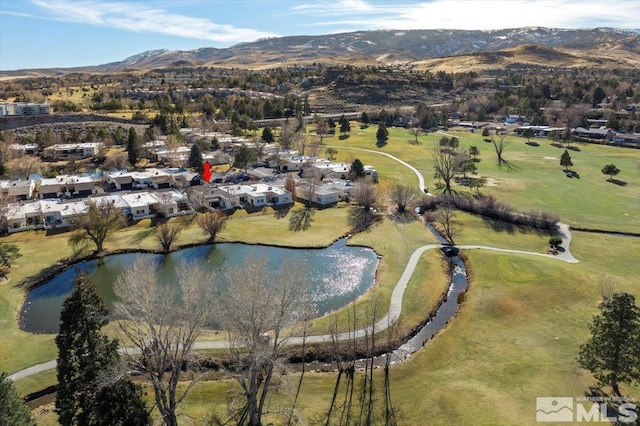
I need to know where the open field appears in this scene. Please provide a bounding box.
[33,232,639,425]
[2,121,640,424]
[326,125,640,233]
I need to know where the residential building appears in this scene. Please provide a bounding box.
[0,102,50,116]
[9,144,38,157]
[296,180,351,207]
[0,180,35,201]
[41,199,89,230]
[150,189,193,217]
[573,127,614,140]
[43,142,103,161]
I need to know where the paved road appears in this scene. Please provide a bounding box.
[8,148,578,381]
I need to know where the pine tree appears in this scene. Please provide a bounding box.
[94,379,150,426]
[351,158,366,179]
[560,149,573,172]
[126,127,139,167]
[376,123,389,143]
[261,127,274,143]
[55,272,149,426]
[578,292,640,397]
[188,144,203,174]
[0,372,34,426]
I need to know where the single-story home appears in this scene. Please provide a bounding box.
[573,127,614,140]
[0,180,35,201]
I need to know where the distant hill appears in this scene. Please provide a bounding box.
[2,27,639,76]
[410,43,640,73]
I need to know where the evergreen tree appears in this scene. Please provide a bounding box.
[376,123,389,143]
[56,273,148,426]
[327,118,336,134]
[126,127,139,167]
[0,371,34,426]
[601,164,621,181]
[233,144,257,173]
[560,149,573,172]
[578,292,640,397]
[351,158,366,179]
[0,241,21,279]
[188,144,204,174]
[360,111,369,125]
[339,115,350,135]
[261,126,274,143]
[468,146,480,160]
[94,379,150,426]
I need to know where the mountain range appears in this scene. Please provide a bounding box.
[3,27,640,76]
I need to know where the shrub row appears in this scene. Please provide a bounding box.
[420,194,559,232]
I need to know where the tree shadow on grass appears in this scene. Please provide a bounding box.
[273,205,291,219]
[288,208,315,232]
[498,159,520,172]
[376,139,388,148]
[388,210,418,224]
[608,179,627,186]
[481,217,557,237]
[348,207,382,233]
[129,227,156,245]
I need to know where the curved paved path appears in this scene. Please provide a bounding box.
[326,145,428,193]
[8,149,578,381]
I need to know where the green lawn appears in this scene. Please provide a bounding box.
[109,233,640,425]
[3,122,640,424]
[326,126,640,233]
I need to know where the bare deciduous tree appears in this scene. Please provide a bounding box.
[284,173,297,202]
[409,126,422,145]
[196,211,227,243]
[314,115,329,145]
[155,222,182,253]
[6,156,48,180]
[114,257,212,426]
[163,134,183,168]
[490,132,512,169]
[425,202,458,244]
[279,121,297,150]
[103,151,128,170]
[68,199,126,254]
[293,132,308,156]
[352,177,378,210]
[214,257,311,426]
[432,145,461,194]
[389,184,418,214]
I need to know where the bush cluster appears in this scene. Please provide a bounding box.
[420,194,559,231]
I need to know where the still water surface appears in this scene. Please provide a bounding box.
[21,240,378,333]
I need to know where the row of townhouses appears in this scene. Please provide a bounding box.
[1,172,357,234]
[2,188,191,234]
[0,102,51,116]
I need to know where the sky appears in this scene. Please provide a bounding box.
[1,0,639,71]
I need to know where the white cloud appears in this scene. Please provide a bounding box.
[291,0,640,31]
[28,0,279,43]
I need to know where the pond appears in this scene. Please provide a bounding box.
[20,239,379,334]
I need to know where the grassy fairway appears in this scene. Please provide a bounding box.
[326,125,640,233]
[91,233,639,425]
[386,233,640,425]
[3,122,640,424]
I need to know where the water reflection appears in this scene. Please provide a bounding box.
[20,240,378,334]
